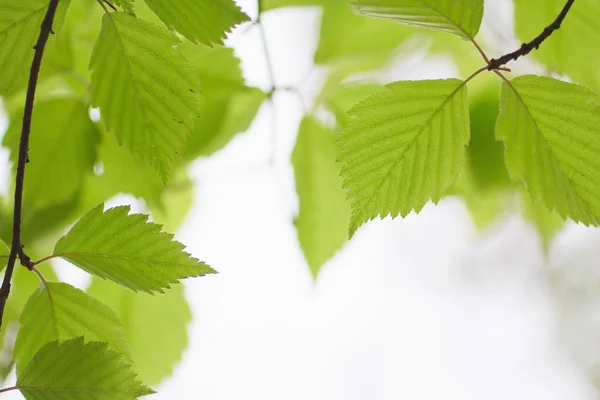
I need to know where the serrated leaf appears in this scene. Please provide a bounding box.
[292,118,350,278]
[89,278,191,384]
[142,0,249,46]
[339,79,470,235]
[14,282,132,371]
[0,0,71,93]
[514,0,600,92]
[53,204,215,293]
[3,99,99,209]
[496,75,600,226]
[90,12,202,182]
[350,0,484,40]
[17,338,153,400]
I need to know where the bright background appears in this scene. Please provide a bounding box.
[3,0,600,399]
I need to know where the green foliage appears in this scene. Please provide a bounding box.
[496,75,600,226]
[350,0,484,40]
[3,99,99,210]
[0,0,71,94]
[0,239,8,260]
[514,0,600,92]
[90,12,201,181]
[53,204,215,293]
[114,0,136,14]
[14,282,132,371]
[17,338,153,400]
[89,278,191,384]
[142,0,249,46]
[292,118,351,278]
[338,79,470,235]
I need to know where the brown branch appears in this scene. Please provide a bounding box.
[487,0,575,71]
[0,0,62,331]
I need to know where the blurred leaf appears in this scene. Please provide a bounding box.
[0,0,71,94]
[339,79,470,235]
[351,0,484,40]
[321,82,383,127]
[17,338,153,400]
[3,99,99,210]
[0,239,8,261]
[142,0,249,45]
[181,44,245,94]
[114,0,136,13]
[54,204,215,293]
[497,75,600,226]
[315,0,411,68]
[14,282,131,371]
[90,12,201,182]
[521,193,564,251]
[467,77,510,190]
[149,172,194,233]
[89,278,191,385]
[514,0,600,92]
[292,118,350,278]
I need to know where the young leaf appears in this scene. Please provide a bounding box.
[90,12,202,182]
[350,0,484,40]
[292,118,351,278]
[14,282,132,370]
[17,338,153,400]
[53,204,215,293]
[496,75,600,226]
[0,0,71,93]
[89,278,191,384]
[3,99,99,209]
[142,0,249,46]
[338,79,470,235]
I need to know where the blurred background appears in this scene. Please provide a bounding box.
[3,0,600,399]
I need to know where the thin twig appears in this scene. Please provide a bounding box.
[0,0,61,332]
[0,386,17,394]
[487,0,575,70]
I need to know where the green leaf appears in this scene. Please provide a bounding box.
[320,82,384,127]
[88,278,191,384]
[180,43,245,94]
[521,193,564,251]
[17,338,153,400]
[315,0,411,67]
[14,282,132,371]
[261,0,323,10]
[3,99,99,209]
[339,79,470,235]
[90,12,202,182]
[142,0,249,46]
[0,239,8,261]
[149,172,194,232]
[292,118,350,278]
[514,0,600,92]
[114,0,136,13]
[53,204,215,293]
[496,75,600,226]
[350,0,484,40]
[0,0,71,94]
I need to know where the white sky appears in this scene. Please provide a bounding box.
[2,1,600,399]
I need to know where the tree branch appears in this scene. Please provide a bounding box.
[487,0,575,71]
[0,0,62,331]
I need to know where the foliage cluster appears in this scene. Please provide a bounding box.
[0,0,598,398]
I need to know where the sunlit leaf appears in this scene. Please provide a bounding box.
[14,282,131,370]
[142,0,249,45]
[3,99,99,209]
[0,0,71,93]
[350,0,484,40]
[496,75,600,226]
[292,118,350,278]
[17,338,153,400]
[89,278,191,384]
[90,12,201,182]
[53,204,215,293]
[339,79,470,235]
